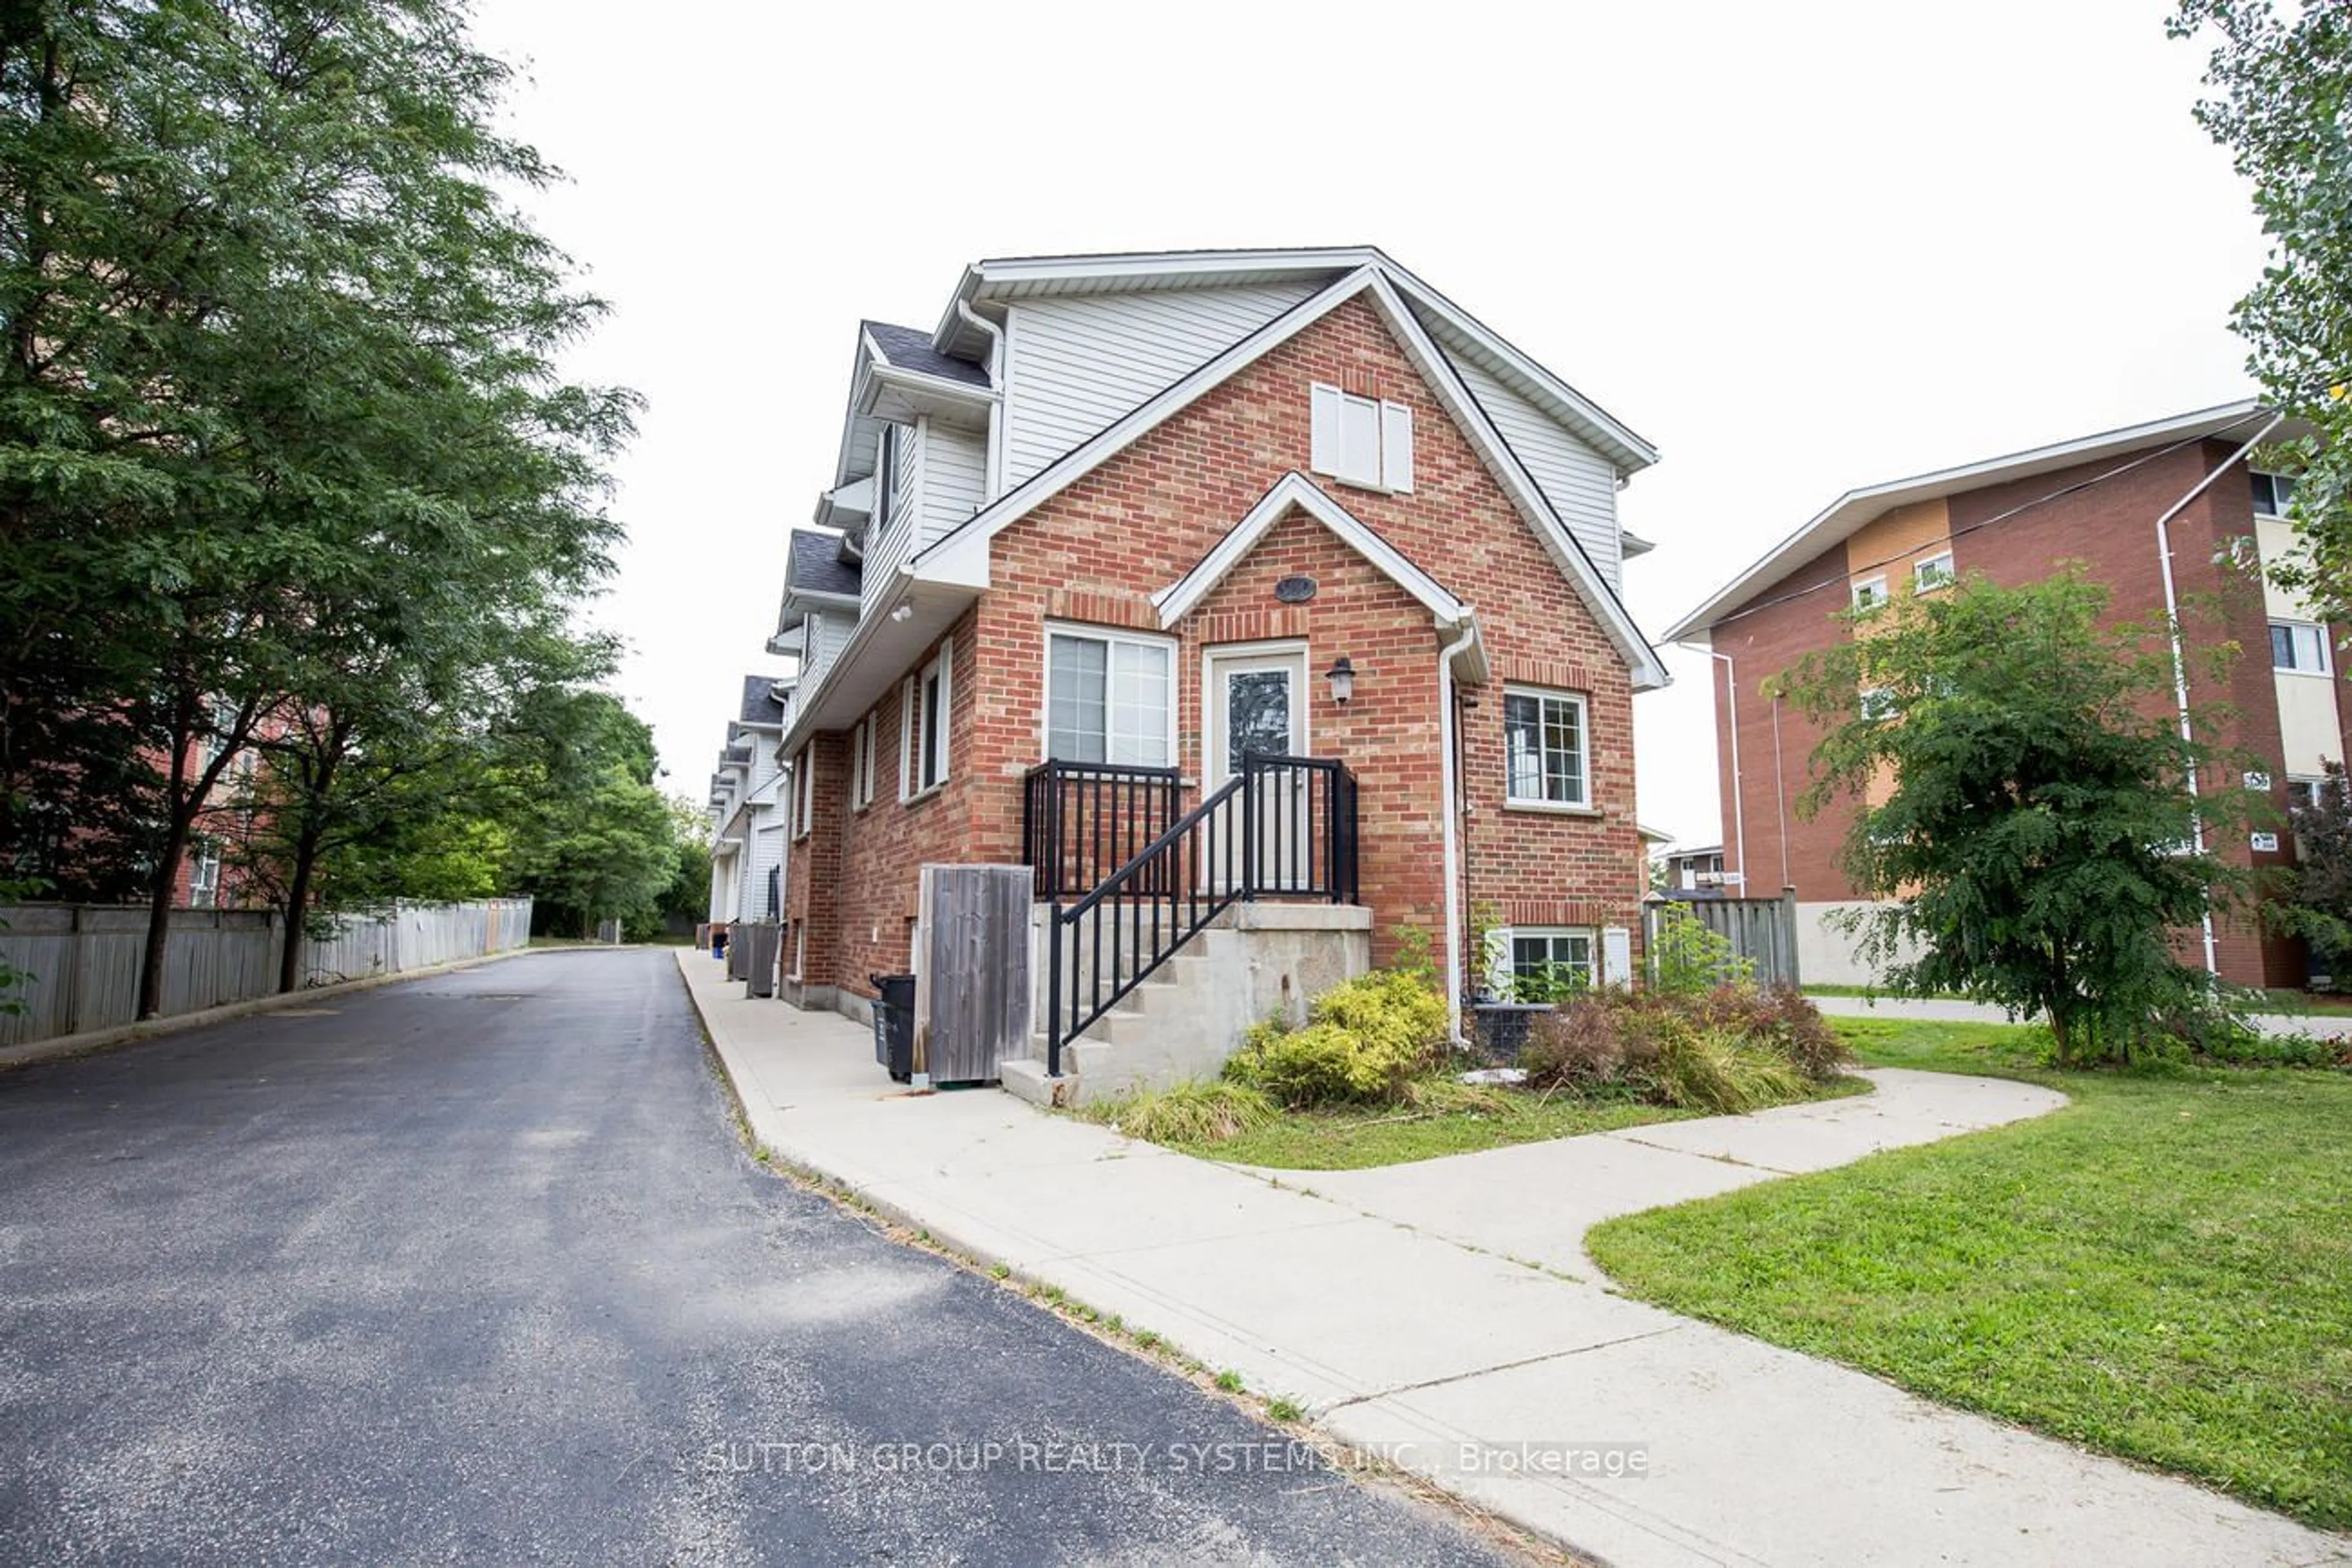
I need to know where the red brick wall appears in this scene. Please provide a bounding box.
[827,611,984,998]
[1707,439,2303,986]
[797,292,1643,998]
[1705,540,1856,899]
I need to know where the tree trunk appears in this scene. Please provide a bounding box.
[276,733,342,993]
[137,813,189,1020]
[276,829,321,993]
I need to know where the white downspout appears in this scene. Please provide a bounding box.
[1439,616,1482,1046]
[1705,649,1748,892]
[2153,412,2284,979]
[955,300,1006,502]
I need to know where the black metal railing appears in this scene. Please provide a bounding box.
[1022,760,1185,899]
[1043,754,1358,1077]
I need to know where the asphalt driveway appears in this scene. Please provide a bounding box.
[0,948,1520,1566]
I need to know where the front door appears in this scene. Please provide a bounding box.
[1206,646,1308,892]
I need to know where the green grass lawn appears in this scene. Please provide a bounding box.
[1587,1017,2352,1529]
[1146,1074,1871,1172]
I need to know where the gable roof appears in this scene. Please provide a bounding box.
[932,247,1657,475]
[787,528,862,600]
[1153,472,1468,627]
[1662,400,2282,644]
[909,263,1668,690]
[737,674,790,728]
[862,318,990,388]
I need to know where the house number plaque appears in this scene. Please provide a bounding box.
[1275,575,1317,604]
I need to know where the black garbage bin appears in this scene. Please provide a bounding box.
[871,973,915,1083]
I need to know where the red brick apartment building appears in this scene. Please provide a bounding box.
[750,249,1668,1101]
[1664,402,2338,989]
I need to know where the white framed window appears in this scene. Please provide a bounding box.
[1913,551,1954,592]
[1309,383,1413,492]
[2288,776,2328,814]
[850,716,876,810]
[1850,576,1888,612]
[2271,620,2331,675]
[1860,686,1898,722]
[2252,470,2297,518]
[1044,627,1175,766]
[1503,687,1589,808]
[793,745,814,839]
[900,644,951,801]
[189,840,221,908]
[1486,927,1595,1000]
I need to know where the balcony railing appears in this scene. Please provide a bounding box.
[1033,753,1359,1077]
[1021,760,1185,900]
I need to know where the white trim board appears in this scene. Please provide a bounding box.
[1153,472,1466,627]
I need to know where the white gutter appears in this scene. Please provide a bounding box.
[1438,615,1483,1046]
[956,300,1007,502]
[2154,413,2283,979]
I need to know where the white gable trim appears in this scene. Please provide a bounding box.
[909,266,1383,581]
[1153,472,1466,627]
[910,266,1667,692]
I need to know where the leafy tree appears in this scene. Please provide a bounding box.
[500,691,678,940]
[2171,1,2352,619]
[2278,763,2352,979]
[650,795,715,937]
[1777,571,2250,1063]
[0,2,633,1012]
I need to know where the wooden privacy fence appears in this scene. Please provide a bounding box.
[1643,890,1801,989]
[0,897,533,1048]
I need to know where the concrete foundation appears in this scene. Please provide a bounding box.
[1015,899,1372,1105]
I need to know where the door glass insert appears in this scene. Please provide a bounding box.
[1226,669,1292,772]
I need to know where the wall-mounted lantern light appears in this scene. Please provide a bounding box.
[1325,655,1356,705]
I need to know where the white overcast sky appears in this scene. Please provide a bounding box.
[467,0,2266,850]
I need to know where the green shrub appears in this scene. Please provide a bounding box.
[1224,966,1448,1107]
[1653,1026,1810,1114]
[1650,903,1755,994]
[1083,1080,1277,1143]
[1690,982,1849,1080]
[1520,982,1843,1113]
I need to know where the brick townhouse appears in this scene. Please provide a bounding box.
[757,247,1668,1099]
[1665,401,2337,989]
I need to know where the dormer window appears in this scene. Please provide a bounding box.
[1310,383,1413,492]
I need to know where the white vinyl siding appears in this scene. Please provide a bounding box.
[1001,283,1321,486]
[1442,352,1624,590]
[862,423,924,624]
[919,423,986,546]
[802,609,853,695]
[743,822,786,924]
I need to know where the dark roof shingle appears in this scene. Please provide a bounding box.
[787,530,862,600]
[863,320,990,388]
[737,674,788,727]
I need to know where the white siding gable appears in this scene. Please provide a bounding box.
[920,422,986,546]
[1444,352,1624,590]
[1001,282,1321,486]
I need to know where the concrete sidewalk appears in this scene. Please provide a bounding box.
[1811,991,2349,1040]
[676,952,2348,1567]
